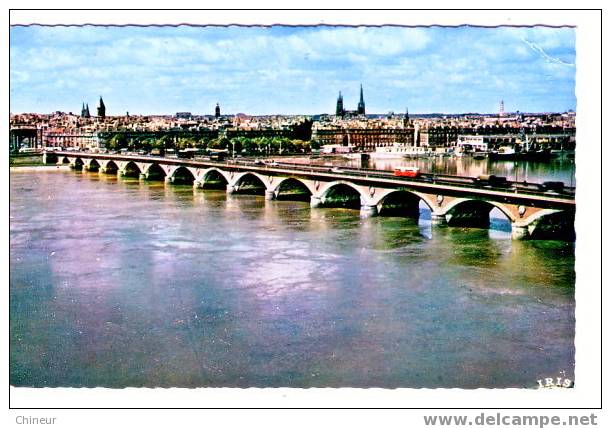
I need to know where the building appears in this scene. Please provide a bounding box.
[97,97,106,118]
[322,144,354,154]
[313,118,416,151]
[417,125,459,148]
[335,92,344,116]
[9,126,42,152]
[215,103,221,119]
[176,112,192,119]
[42,132,100,150]
[357,84,366,115]
[81,103,90,118]
[224,127,295,140]
[456,135,490,152]
[335,84,366,117]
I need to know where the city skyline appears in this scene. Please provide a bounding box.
[10,25,576,115]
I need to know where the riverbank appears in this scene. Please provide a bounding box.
[10,153,44,167]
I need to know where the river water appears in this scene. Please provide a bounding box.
[297,155,576,186]
[10,167,575,388]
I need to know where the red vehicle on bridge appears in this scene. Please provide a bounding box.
[394,166,421,178]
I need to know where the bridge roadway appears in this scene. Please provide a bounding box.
[46,151,576,241]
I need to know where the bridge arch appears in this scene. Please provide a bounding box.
[317,180,367,201]
[231,172,268,195]
[374,189,432,219]
[143,163,166,180]
[169,166,196,184]
[443,198,515,229]
[521,209,575,241]
[444,198,516,222]
[100,160,119,173]
[273,177,313,201]
[85,158,100,171]
[520,208,562,227]
[65,157,84,170]
[316,181,366,209]
[202,168,231,187]
[120,160,142,178]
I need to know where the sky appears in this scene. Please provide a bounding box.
[9,25,576,115]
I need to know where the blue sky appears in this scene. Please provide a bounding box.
[9,25,576,115]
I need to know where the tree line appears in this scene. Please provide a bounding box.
[104,134,321,155]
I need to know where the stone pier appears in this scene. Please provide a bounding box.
[360,204,378,217]
[431,213,448,226]
[511,224,530,240]
[310,196,322,208]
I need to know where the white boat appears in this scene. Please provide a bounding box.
[370,144,432,159]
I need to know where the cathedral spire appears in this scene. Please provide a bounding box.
[81,102,91,118]
[97,96,106,118]
[357,84,365,115]
[336,91,345,117]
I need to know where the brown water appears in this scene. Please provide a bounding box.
[10,169,575,388]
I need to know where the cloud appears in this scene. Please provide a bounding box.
[9,25,575,114]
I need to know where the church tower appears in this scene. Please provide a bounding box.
[357,84,366,115]
[97,96,106,118]
[336,91,344,117]
[81,103,91,118]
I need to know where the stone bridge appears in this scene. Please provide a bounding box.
[46,151,576,241]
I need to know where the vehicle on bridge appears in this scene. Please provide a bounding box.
[542,181,565,194]
[394,166,421,178]
[476,174,509,188]
[178,148,205,159]
[177,150,194,159]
